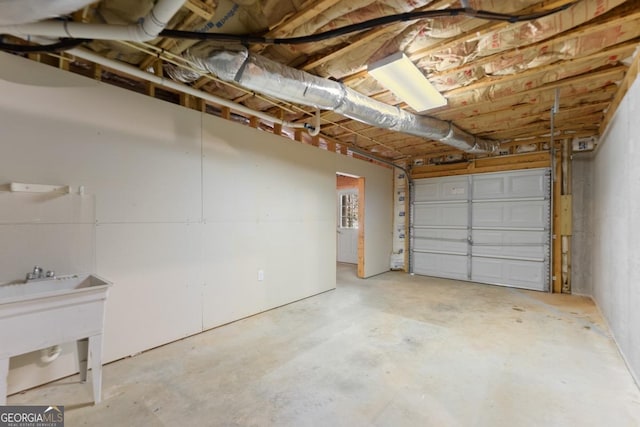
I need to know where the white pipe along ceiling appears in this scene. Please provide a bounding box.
[0,0,188,42]
[61,45,318,133]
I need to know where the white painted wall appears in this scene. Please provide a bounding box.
[0,53,392,394]
[575,77,640,383]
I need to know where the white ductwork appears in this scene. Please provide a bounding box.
[169,44,500,153]
[0,0,96,25]
[0,0,188,41]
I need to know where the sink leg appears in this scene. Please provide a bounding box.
[0,357,8,406]
[77,338,89,383]
[89,334,103,404]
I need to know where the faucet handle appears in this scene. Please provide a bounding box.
[33,265,41,274]
[46,270,55,278]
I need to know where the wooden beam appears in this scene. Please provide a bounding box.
[339,0,575,86]
[72,3,95,23]
[432,10,640,86]
[411,152,551,178]
[411,0,574,61]
[58,53,69,71]
[249,116,259,128]
[357,177,366,278]
[93,64,102,81]
[147,59,163,97]
[233,93,254,103]
[297,0,455,72]
[184,0,215,21]
[458,102,610,135]
[264,0,344,38]
[441,66,627,118]
[302,25,399,71]
[193,77,209,89]
[444,84,618,122]
[332,3,639,122]
[220,106,231,120]
[479,113,603,140]
[412,160,551,179]
[180,92,189,107]
[445,41,639,98]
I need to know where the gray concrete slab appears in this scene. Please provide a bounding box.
[8,264,640,426]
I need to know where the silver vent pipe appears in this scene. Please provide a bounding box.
[168,44,500,153]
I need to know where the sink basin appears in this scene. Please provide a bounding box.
[0,274,110,303]
[0,273,112,405]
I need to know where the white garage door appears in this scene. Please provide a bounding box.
[411,169,551,291]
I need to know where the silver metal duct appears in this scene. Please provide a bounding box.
[169,44,499,153]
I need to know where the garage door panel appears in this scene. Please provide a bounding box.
[414,176,468,202]
[411,168,550,291]
[414,228,468,254]
[472,200,548,229]
[472,245,547,260]
[414,204,467,227]
[413,252,468,281]
[471,257,547,291]
[472,230,548,259]
[473,170,548,200]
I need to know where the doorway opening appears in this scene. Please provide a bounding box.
[336,173,365,278]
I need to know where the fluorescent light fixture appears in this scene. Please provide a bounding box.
[368,52,447,112]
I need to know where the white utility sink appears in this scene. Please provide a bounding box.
[0,274,112,405]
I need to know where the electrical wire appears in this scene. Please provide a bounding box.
[0,3,577,52]
[0,37,89,52]
[159,3,578,44]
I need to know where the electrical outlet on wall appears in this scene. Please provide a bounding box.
[258,270,264,281]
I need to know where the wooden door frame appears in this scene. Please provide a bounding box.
[336,173,365,278]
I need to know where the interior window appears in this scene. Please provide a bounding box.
[340,193,359,229]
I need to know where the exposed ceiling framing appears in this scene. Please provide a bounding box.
[3,0,639,165]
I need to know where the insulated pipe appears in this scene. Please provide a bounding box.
[174,45,500,153]
[307,108,321,136]
[62,46,312,131]
[0,0,97,25]
[1,0,188,41]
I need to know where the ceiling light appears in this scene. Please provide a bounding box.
[368,52,447,112]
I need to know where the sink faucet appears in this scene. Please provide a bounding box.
[26,266,55,282]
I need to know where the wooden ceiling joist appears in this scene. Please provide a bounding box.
[22,0,638,161]
[438,66,627,119]
[184,0,215,21]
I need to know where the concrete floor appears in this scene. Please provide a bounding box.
[8,264,640,426]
